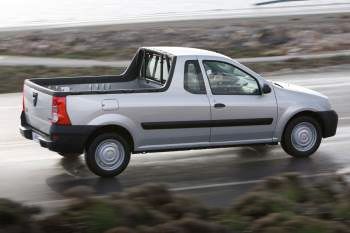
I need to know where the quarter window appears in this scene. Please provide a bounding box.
[203,61,260,95]
[184,60,206,94]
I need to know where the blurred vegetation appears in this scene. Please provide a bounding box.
[249,56,350,74]
[1,173,350,233]
[0,66,125,93]
[0,13,349,60]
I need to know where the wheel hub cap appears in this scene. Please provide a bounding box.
[291,122,317,152]
[95,139,125,171]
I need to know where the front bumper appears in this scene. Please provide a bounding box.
[318,110,338,138]
[20,112,96,153]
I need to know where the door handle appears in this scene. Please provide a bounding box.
[214,103,226,108]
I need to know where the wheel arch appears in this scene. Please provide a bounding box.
[85,125,135,153]
[280,110,325,140]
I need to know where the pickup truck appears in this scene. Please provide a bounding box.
[20,47,338,177]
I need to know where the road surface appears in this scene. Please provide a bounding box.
[0,68,350,210]
[0,55,129,68]
[1,50,349,67]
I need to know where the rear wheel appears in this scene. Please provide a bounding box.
[281,116,322,158]
[85,133,130,177]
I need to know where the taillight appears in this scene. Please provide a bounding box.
[22,85,25,112]
[51,96,71,125]
[22,94,25,112]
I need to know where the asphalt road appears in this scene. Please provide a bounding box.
[0,68,350,210]
[0,55,129,68]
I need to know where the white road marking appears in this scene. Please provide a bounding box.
[340,117,350,120]
[337,167,350,175]
[171,172,335,192]
[26,172,337,210]
[171,180,262,191]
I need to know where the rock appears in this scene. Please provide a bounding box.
[126,183,173,207]
[257,27,291,45]
[153,218,228,233]
[264,176,285,189]
[233,192,294,218]
[261,49,286,56]
[292,30,322,44]
[251,213,287,232]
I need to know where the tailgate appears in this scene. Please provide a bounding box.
[23,84,52,134]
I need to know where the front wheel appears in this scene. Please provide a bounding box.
[85,133,130,177]
[281,116,322,158]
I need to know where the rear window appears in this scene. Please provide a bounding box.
[141,52,173,85]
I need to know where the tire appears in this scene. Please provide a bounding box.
[281,116,322,158]
[58,152,81,158]
[85,133,130,177]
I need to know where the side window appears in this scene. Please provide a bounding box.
[184,60,206,94]
[203,61,260,95]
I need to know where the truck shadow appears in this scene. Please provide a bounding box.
[45,149,333,199]
[45,146,272,197]
[166,145,274,160]
[235,145,274,158]
[46,156,124,197]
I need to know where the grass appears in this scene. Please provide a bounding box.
[0,66,125,94]
[84,201,122,233]
[3,173,350,233]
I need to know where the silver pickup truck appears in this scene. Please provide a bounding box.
[20,47,338,177]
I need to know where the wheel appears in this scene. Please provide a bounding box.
[58,152,81,158]
[281,116,322,158]
[85,133,130,177]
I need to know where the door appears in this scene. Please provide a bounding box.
[123,56,211,151]
[201,60,277,144]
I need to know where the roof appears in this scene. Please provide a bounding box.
[143,46,228,58]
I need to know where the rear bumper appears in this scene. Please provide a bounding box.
[318,110,338,138]
[19,124,53,149]
[20,112,96,153]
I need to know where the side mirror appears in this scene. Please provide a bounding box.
[262,83,271,94]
